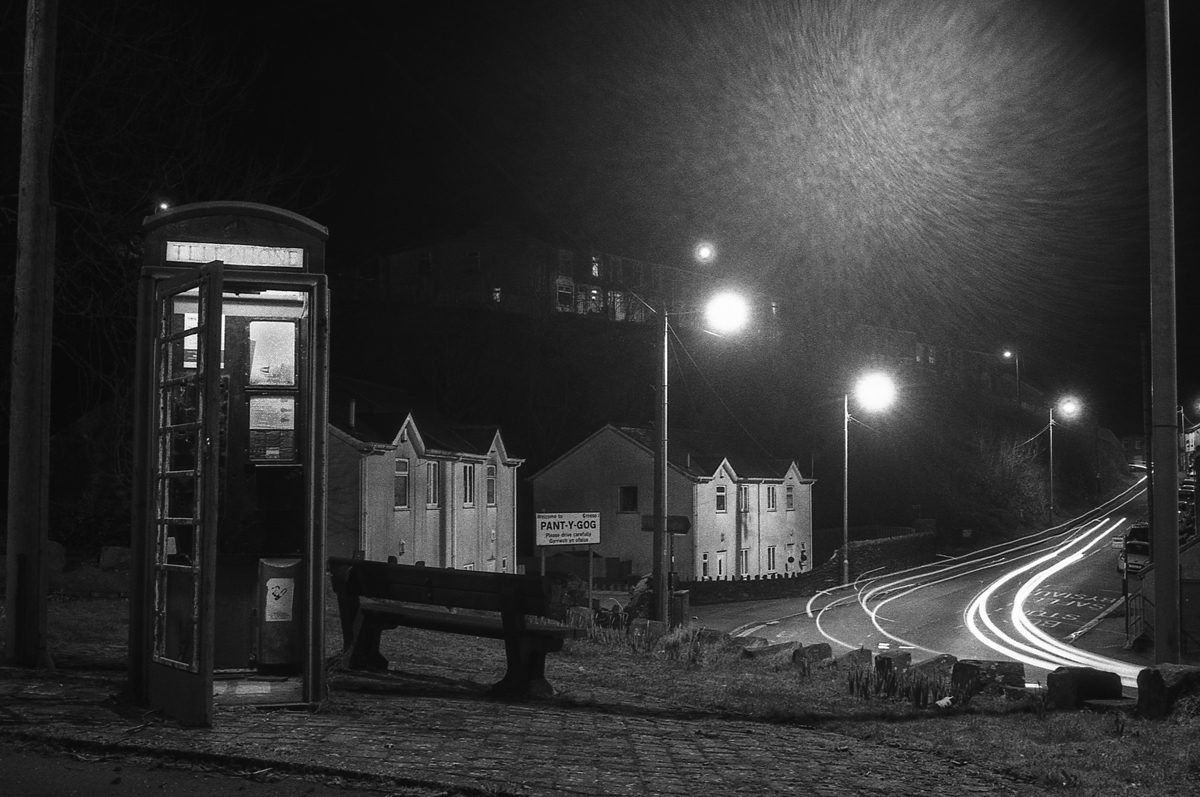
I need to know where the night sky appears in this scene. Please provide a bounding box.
[4,0,1198,436]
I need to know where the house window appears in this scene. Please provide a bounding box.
[463,463,476,506]
[426,462,440,507]
[618,485,638,513]
[590,254,602,279]
[738,549,749,575]
[766,485,777,511]
[738,484,750,513]
[715,485,727,513]
[701,552,709,578]
[394,458,409,509]
[491,287,502,303]
[486,464,497,506]
[786,485,795,510]
[717,555,724,577]
[767,546,777,572]
[555,277,573,310]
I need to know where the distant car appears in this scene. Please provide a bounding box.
[1119,541,1151,574]
[1119,522,1152,574]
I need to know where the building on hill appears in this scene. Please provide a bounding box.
[527,424,815,583]
[346,221,783,338]
[328,379,524,571]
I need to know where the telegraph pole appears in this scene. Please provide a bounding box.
[5,0,59,667]
[1145,0,1180,664]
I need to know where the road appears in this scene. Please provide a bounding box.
[719,478,1152,688]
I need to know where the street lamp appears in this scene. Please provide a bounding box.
[1047,396,1082,524]
[843,372,897,584]
[652,287,749,623]
[1002,348,1021,408]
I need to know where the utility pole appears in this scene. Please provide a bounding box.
[1145,0,1180,664]
[5,0,59,667]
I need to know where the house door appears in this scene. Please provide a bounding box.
[144,262,223,726]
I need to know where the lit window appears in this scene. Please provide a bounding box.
[486,465,496,506]
[492,287,502,303]
[715,485,727,513]
[426,462,440,507]
[556,277,573,310]
[394,458,409,509]
[738,485,750,512]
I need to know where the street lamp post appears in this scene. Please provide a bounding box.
[652,288,748,624]
[1047,396,1081,524]
[653,300,670,625]
[1003,349,1021,408]
[842,372,897,585]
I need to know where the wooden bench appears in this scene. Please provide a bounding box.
[327,557,584,698]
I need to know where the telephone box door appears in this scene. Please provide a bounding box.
[144,262,223,726]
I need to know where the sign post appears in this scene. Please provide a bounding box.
[536,512,600,613]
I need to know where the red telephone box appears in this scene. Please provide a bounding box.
[130,202,329,726]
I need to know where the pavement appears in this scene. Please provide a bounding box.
[0,597,1186,797]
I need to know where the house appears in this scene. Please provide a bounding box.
[348,222,782,337]
[327,380,524,571]
[527,424,815,582]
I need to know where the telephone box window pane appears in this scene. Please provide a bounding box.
[248,321,296,386]
[249,395,297,461]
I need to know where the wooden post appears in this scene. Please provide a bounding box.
[1145,0,1180,664]
[4,0,59,669]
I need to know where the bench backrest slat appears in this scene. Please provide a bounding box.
[329,557,550,616]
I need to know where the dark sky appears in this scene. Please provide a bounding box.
[228,1,1195,432]
[5,0,1196,435]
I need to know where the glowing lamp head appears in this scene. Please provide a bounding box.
[1057,396,1082,419]
[694,241,717,264]
[704,291,749,335]
[855,372,897,413]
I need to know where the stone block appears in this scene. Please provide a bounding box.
[1045,666,1122,710]
[796,642,833,664]
[951,659,1026,699]
[874,650,912,675]
[726,635,770,650]
[912,653,957,681]
[1137,664,1200,719]
[740,640,798,660]
[837,647,874,669]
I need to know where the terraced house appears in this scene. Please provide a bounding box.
[529,424,815,583]
[327,380,523,572]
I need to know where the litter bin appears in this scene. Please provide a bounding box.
[257,557,302,672]
[669,590,690,628]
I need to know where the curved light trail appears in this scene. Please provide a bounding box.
[794,477,1150,688]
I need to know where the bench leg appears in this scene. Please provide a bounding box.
[492,636,554,698]
[346,612,390,672]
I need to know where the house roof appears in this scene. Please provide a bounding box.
[614,425,801,481]
[330,376,521,463]
[528,423,809,483]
